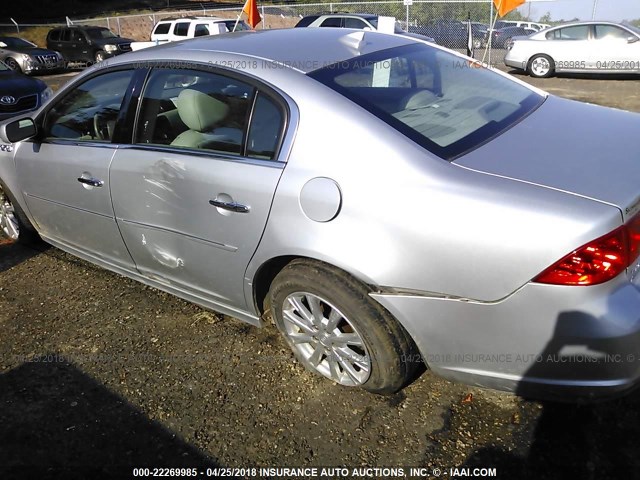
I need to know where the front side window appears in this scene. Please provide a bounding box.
[309,43,543,160]
[43,70,135,142]
[135,68,284,160]
[594,24,630,40]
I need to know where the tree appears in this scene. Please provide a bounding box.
[539,11,552,23]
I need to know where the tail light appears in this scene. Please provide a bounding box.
[534,213,640,286]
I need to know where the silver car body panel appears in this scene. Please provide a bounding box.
[2,28,640,399]
[455,95,640,217]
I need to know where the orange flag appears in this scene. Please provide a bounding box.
[242,0,262,29]
[493,0,526,17]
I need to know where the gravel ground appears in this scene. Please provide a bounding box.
[1,66,640,479]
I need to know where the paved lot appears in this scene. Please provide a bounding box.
[1,63,639,479]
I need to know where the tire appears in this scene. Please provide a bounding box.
[94,50,106,63]
[528,54,555,78]
[473,38,482,50]
[4,57,21,73]
[0,182,40,245]
[269,259,421,394]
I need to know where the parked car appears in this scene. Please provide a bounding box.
[295,13,434,43]
[505,20,640,78]
[151,16,251,41]
[410,19,486,49]
[494,20,550,31]
[46,26,133,64]
[131,16,251,51]
[3,29,640,401]
[489,26,535,49]
[0,60,52,122]
[0,36,65,74]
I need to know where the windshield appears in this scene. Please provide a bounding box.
[309,43,544,160]
[0,37,36,48]
[86,29,118,40]
[625,23,640,36]
[223,20,250,31]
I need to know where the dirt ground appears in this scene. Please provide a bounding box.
[1,56,640,479]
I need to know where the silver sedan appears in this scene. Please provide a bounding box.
[505,20,640,77]
[2,28,640,401]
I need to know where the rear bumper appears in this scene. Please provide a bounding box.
[504,52,527,70]
[371,274,640,402]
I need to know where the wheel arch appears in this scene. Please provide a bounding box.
[251,255,379,317]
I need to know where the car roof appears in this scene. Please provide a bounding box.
[157,16,228,22]
[109,28,416,74]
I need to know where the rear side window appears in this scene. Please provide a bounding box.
[547,25,589,40]
[134,69,285,161]
[320,18,343,28]
[309,43,543,160]
[173,22,189,37]
[61,29,71,42]
[48,29,60,42]
[344,18,368,29]
[153,23,171,35]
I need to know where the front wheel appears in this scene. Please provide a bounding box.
[94,50,106,63]
[269,259,421,394]
[0,183,39,244]
[528,54,555,78]
[4,57,22,73]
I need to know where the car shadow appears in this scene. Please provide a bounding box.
[0,240,48,274]
[457,306,640,479]
[0,357,218,478]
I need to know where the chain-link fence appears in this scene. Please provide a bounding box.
[1,1,505,62]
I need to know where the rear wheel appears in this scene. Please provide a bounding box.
[269,259,421,394]
[528,54,555,78]
[0,183,39,245]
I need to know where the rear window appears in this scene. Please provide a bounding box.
[154,23,171,35]
[309,43,543,160]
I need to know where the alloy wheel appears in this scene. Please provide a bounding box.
[0,186,19,241]
[281,292,371,386]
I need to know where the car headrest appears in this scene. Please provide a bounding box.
[176,89,229,132]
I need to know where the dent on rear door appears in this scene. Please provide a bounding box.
[108,67,289,310]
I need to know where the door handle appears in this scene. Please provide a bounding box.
[209,199,250,213]
[77,177,104,187]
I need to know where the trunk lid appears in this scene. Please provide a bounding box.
[455,96,640,219]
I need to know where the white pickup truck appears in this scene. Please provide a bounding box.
[131,16,251,51]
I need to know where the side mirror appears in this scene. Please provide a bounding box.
[628,36,639,44]
[0,117,37,143]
